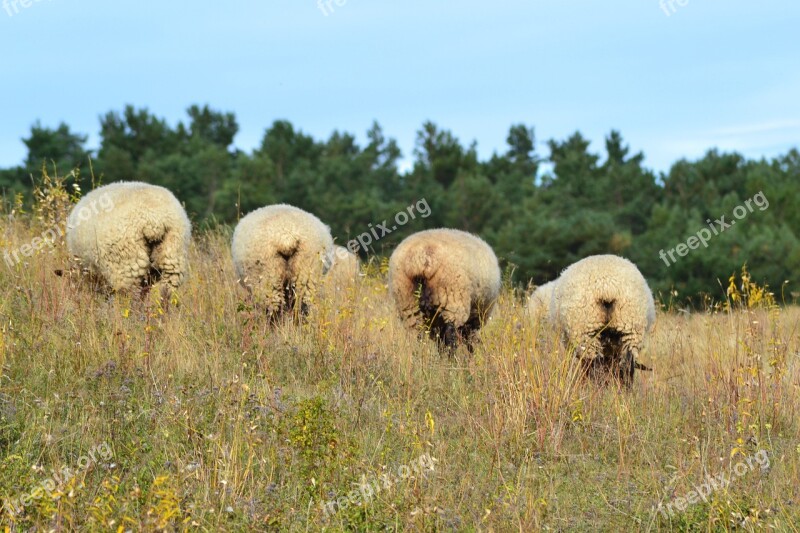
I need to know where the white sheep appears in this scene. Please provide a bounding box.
[548,254,655,385]
[388,228,501,351]
[66,181,191,294]
[231,203,334,319]
[526,280,557,322]
[325,245,360,287]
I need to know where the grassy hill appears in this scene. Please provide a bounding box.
[0,180,798,531]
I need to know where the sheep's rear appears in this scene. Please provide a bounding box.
[232,204,333,321]
[389,229,501,352]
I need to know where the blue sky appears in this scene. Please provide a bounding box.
[1,0,798,174]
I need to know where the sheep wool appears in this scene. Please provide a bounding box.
[232,204,334,317]
[526,280,557,321]
[388,228,501,350]
[550,254,655,385]
[66,181,191,293]
[324,245,360,288]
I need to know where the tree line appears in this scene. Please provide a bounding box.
[1,104,798,304]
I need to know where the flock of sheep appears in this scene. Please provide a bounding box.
[65,181,657,386]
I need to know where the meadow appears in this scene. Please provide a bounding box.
[0,178,798,531]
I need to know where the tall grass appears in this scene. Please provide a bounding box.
[0,174,798,531]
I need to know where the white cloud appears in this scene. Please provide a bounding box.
[709,119,800,137]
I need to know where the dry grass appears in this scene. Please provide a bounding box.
[0,179,798,531]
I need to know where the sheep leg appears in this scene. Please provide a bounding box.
[430,280,473,353]
[580,355,610,385]
[459,312,482,354]
[617,350,635,388]
[441,322,458,354]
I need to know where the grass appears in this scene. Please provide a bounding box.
[0,175,798,531]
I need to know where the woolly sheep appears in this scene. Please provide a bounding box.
[388,228,501,351]
[548,254,655,386]
[66,181,191,294]
[526,280,557,322]
[325,245,361,287]
[232,204,334,319]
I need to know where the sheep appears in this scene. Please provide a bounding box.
[325,245,361,287]
[231,203,334,319]
[548,254,655,386]
[526,280,557,322]
[65,181,191,295]
[388,228,501,351]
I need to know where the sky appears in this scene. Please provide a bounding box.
[0,0,798,175]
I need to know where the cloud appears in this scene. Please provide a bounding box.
[655,118,800,166]
[709,119,800,137]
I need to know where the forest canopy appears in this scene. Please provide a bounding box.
[1,104,798,304]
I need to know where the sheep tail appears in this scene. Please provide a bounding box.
[403,242,442,280]
[273,233,301,260]
[598,297,616,323]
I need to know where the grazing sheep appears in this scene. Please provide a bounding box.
[66,181,191,295]
[388,228,501,351]
[527,280,557,321]
[232,204,334,319]
[549,254,655,386]
[325,245,360,287]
